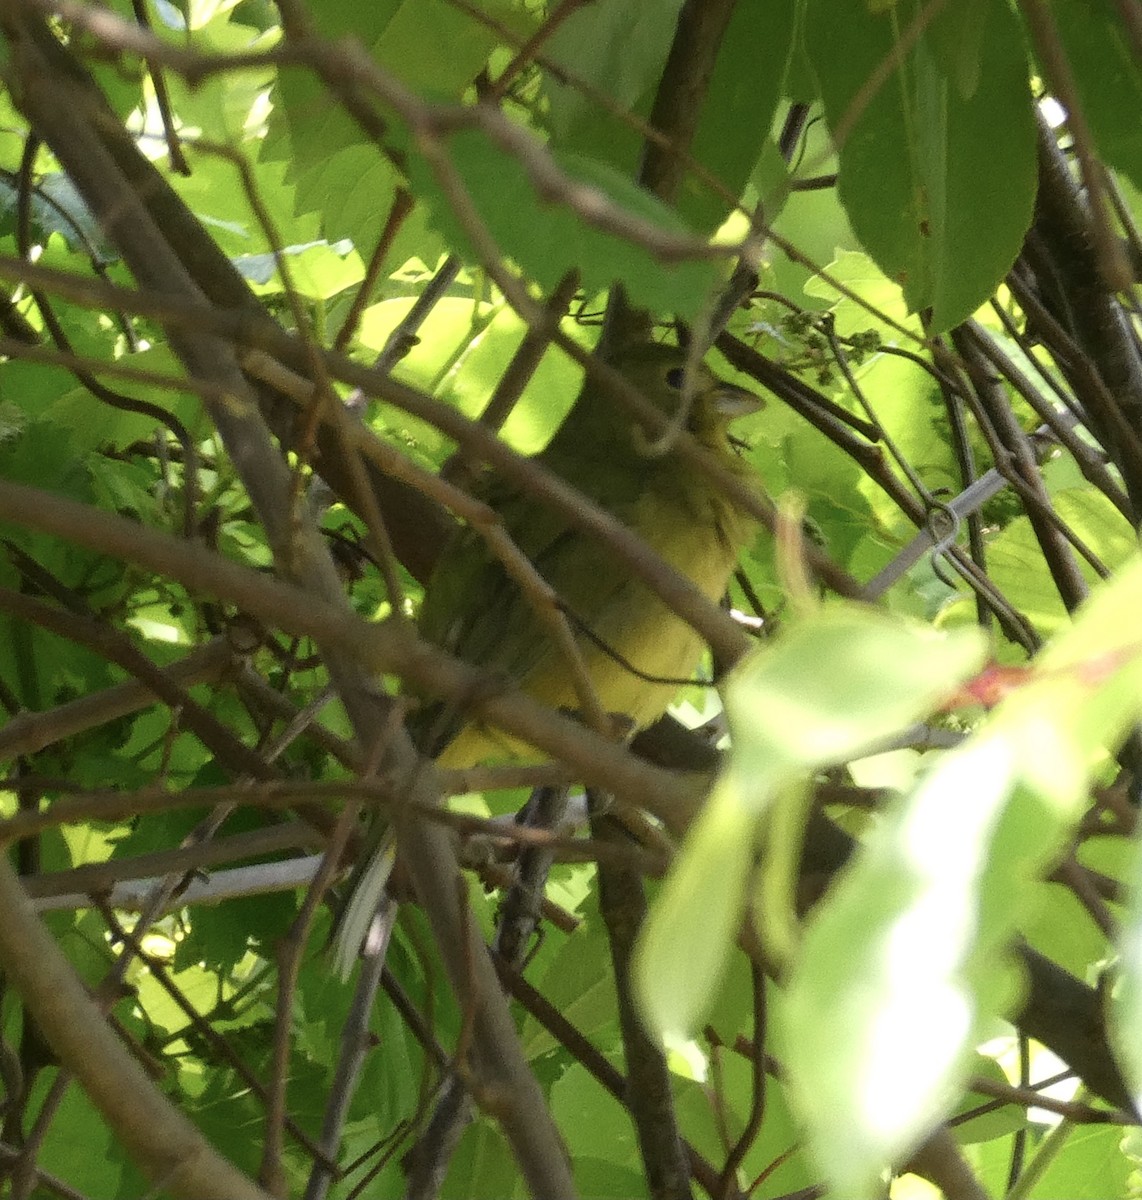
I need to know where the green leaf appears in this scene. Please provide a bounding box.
[551,1062,646,1184]
[805,0,1036,330]
[682,1,798,233]
[785,555,1142,1198]
[407,129,721,318]
[1012,553,1142,780]
[543,0,686,165]
[372,0,523,99]
[804,247,921,337]
[1048,0,1142,191]
[674,1058,817,1199]
[635,604,985,1042]
[1112,825,1142,1113]
[951,1055,1026,1145]
[1017,1124,1131,1199]
[544,2,797,235]
[269,0,516,159]
[634,776,757,1043]
[728,604,987,785]
[783,736,1029,1198]
[525,918,618,1057]
[33,1082,126,1196]
[440,1118,528,1199]
[236,237,364,300]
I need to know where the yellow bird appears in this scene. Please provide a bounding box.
[333,342,762,969]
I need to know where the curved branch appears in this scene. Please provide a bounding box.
[0,855,274,1200]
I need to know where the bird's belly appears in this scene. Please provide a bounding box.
[437,488,755,767]
[529,511,741,729]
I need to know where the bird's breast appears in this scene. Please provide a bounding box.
[539,478,758,730]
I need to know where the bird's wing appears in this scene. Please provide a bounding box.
[411,453,737,762]
[411,472,646,754]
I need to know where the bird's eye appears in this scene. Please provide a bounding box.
[664,366,686,389]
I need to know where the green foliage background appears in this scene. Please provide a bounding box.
[0,1,1141,1198]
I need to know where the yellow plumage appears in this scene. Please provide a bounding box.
[333,342,762,969]
[415,342,762,764]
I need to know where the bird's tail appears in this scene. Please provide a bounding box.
[330,825,397,979]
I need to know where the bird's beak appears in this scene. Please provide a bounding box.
[709,382,764,422]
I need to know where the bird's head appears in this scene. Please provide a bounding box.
[608,342,764,454]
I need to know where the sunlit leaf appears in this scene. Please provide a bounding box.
[786,555,1142,1198]
[805,0,1036,330]
[636,605,985,1043]
[634,776,757,1042]
[727,603,986,786]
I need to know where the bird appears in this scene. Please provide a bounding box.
[332,341,763,972]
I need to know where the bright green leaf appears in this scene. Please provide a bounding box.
[407,129,721,319]
[634,776,756,1042]
[726,603,986,783]
[785,555,1142,1198]
[636,605,984,1043]
[805,0,1036,330]
[1109,840,1142,1113]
